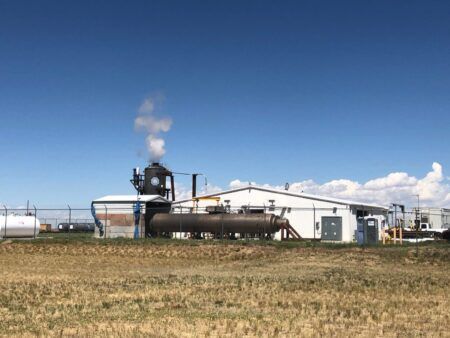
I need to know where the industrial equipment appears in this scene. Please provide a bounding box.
[131,162,176,200]
[92,162,295,240]
[149,213,288,239]
[0,215,40,238]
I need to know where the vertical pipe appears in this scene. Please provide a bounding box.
[134,202,140,240]
[192,174,198,198]
[170,175,176,201]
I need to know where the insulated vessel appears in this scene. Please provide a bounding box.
[149,213,287,234]
[0,215,40,238]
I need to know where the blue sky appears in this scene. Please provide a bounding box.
[0,0,449,207]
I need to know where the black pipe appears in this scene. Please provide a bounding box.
[192,174,198,198]
[149,213,287,234]
[170,175,176,201]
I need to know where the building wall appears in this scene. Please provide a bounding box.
[172,188,382,242]
[93,202,145,238]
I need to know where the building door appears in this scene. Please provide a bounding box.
[321,216,342,241]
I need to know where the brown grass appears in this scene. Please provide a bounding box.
[0,240,449,337]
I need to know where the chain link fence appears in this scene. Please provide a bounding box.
[1,204,449,240]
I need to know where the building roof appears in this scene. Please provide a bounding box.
[173,185,388,210]
[92,195,169,204]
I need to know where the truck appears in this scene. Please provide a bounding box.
[400,222,446,240]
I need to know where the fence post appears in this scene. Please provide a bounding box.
[33,205,37,238]
[312,203,316,242]
[179,206,183,239]
[3,205,7,238]
[221,212,224,241]
[67,205,71,235]
[105,205,108,238]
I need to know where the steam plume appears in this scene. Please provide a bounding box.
[134,95,172,161]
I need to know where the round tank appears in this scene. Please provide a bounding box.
[0,215,40,238]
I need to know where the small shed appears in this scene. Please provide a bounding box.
[91,195,171,238]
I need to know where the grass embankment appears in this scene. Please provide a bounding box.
[0,238,449,337]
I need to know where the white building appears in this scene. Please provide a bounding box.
[172,186,388,242]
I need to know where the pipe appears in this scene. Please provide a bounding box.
[192,174,198,198]
[149,213,287,234]
[170,175,176,201]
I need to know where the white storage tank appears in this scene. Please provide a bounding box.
[0,215,40,238]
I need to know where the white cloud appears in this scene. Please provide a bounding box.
[228,163,450,208]
[173,181,223,202]
[229,179,256,189]
[364,172,417,190]
[148,162,450,208]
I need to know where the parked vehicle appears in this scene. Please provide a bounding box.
[401,223,446,239]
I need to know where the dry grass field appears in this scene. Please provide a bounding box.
[0,238,449,337]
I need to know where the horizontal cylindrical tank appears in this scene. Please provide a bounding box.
[0,215,40,238]
[149,213,287,234]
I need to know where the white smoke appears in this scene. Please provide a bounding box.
[145,135,166,161]
[134,95,172,161]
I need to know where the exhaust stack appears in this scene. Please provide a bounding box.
[192,174,198,198]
